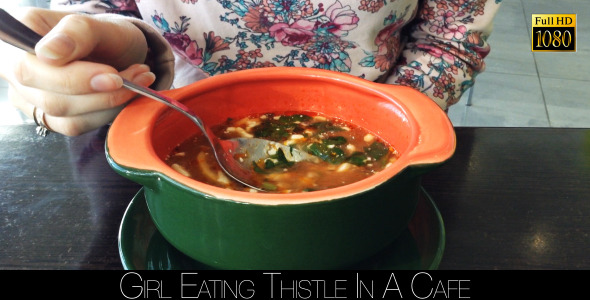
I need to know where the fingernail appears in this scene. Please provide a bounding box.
[133,64,151,73]
[90,73,123,91]
[133,72,156,86]
[36,33,75,60]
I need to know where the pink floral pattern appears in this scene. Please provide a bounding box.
[269,20,316,46]
[388,0,500,107]
[51,0,502,109]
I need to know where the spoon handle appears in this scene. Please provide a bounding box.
[121,79,207,134]
[0,8,41,54]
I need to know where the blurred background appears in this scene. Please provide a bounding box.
[1,0,588,128]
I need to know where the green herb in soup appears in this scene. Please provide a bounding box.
[165,112,399,193]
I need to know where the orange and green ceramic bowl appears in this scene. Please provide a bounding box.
[106,67,455,269]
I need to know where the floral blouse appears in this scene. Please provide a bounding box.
[51,0,502,110]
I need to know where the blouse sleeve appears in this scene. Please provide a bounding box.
[50,0,141,17]
[385,0,503,110]
[49,0,174,90]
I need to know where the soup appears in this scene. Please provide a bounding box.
[165,112,398,193]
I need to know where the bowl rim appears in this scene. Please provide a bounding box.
[106,67,456,205]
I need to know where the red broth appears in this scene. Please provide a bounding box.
[165,112,398,193]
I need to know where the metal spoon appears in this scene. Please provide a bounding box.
[0,8,317,191]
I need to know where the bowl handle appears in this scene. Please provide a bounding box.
[105,93,175,192]
[105,151,163,192]
[375,84,456,170]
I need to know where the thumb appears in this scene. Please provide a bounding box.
[34,13,147,69]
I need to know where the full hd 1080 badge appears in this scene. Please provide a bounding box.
[532,14,576,52]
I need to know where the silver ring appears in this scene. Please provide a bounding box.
[33,106,51,137]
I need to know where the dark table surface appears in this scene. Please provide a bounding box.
[1,125,589,270]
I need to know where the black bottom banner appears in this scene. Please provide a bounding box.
[3,270,585,299]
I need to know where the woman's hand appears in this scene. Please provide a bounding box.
[1,8,155,136]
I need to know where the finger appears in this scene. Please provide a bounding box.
[9,64,156,136]
[33,13,147,68]
[14,51,124,94]
[45,106,124,137]
[14,99,124,137]
[12,7,71,37]
[13,64,155,116]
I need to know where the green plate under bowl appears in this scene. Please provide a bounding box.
[118,187,445,270]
